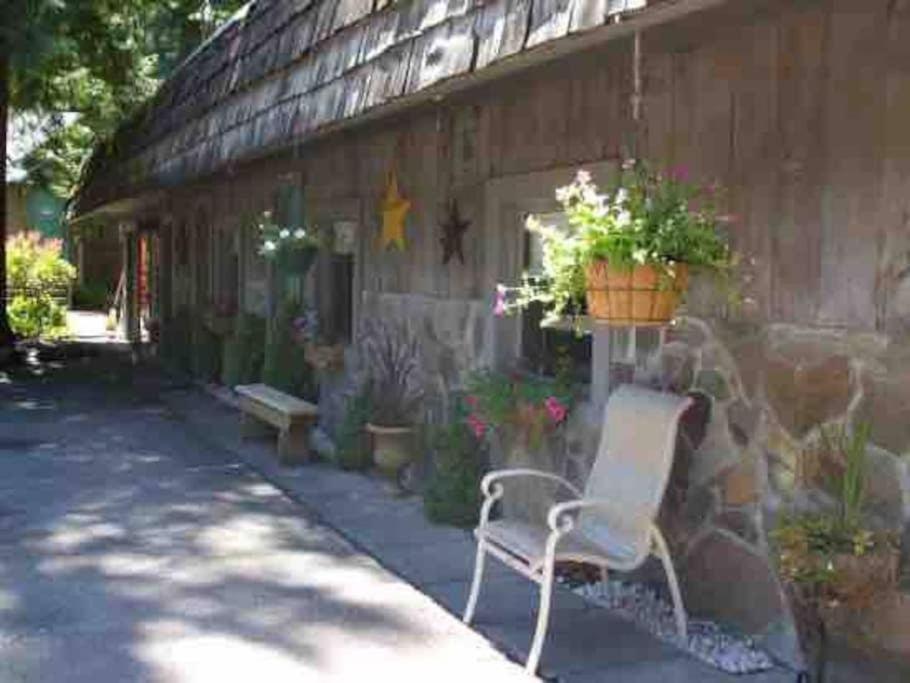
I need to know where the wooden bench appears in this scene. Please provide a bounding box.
[235,384,319,465]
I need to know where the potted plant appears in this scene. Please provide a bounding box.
[496,162,733,328]
[359,319,424,487]
[462,369,573,521]
[772,423,900,682]
[255,209,320,274]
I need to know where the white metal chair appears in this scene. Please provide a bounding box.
[463,384,693,674]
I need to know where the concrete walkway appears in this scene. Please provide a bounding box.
[163,385,795,683]
[0,353,529,682]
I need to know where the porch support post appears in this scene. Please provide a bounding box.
[591,322,612,409]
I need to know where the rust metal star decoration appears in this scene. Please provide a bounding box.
[439,199,470,265]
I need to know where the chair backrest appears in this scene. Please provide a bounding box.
[577,385,692,567]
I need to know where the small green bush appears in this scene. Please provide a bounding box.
[9,295,68,339]
[6,231,76,339]
[261,298,312,397]
[221,313,266,387]
[334,388,372,471]
[423,413,486,528]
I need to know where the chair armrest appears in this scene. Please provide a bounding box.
[481,468,583,499]
[546,497,630,532]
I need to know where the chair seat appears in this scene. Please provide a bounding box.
[476,519,639,572]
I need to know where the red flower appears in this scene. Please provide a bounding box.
[466,413,487,439]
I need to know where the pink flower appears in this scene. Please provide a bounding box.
[466,413,487,439]
[464,394,479,409]
[669,164,690,183]
[493,285,507,317]
[544,396,568,424]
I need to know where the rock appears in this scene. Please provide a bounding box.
[650,342,695,393]
[764,354,853,438]
[682,529,790,635]
[720,328,764,400]
[679,391,712,451]
[727,399,760,446]
[690,412,742,487]
[696,369,731,402]
[855,371,910,456]
[719,458,761,506]
[666,317,708,348]
[716,507,760,545]
[863,446,906,531]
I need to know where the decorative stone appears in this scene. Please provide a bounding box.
[716,507,760,545]
[764,354,852,438]
[863,446,906,532]
[697,369,731,402]
[727,399,760,447]
[666,318,708,349]
[653,342,695,393]
[682,529,790,636]
[719,458,761,507]
[855,371,910,456]
[690,412,741,487]
[718,326,764,400]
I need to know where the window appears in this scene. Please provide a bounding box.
[321,221,356,344]
[520,212,591,382]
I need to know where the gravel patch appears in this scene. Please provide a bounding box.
[568,579,775,674]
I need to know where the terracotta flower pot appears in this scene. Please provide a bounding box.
[585,260,689,325]
[366,423,415,487]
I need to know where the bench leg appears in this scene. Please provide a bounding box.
[277,424,311,465]
[241,413,273,440]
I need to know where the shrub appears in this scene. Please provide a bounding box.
[423,412,486,528]
[221,313,266,388]
[334,388,372,471]
[261,298,313,398]
[358,318,423,427]
[6,231,76,339]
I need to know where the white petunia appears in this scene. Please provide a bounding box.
[264,240,277,252]
[279,229,290,239]
[294,229,306,239]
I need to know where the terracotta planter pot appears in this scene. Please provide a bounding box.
[366,423,415,485]
[585,260,689,325]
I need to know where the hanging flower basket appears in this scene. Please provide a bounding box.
[585,260,689,326]
[275,247,318,275]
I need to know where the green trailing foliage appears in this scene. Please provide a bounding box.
[334,388,372,471]
[423,407,487,528]
[221,313,266,388]
[261,298,313,398]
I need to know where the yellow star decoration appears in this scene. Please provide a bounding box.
[379,171,411,250]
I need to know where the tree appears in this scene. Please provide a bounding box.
[0,0,245,350]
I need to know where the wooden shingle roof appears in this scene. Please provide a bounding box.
[75,0,652,214]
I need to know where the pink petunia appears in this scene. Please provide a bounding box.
[544,396,568,424]
[493,285,507,317]
[466,413,487,439]
[464,394,479,409]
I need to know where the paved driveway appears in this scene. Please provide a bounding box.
[0,351,529,682]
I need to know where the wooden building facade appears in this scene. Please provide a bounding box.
[73,0,910,668]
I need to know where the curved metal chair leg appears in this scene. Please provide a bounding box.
[526,536,559,673]
[463,539,487,624]
[652,526,687,641]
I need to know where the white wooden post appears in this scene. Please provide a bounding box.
[591,322,612,409]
